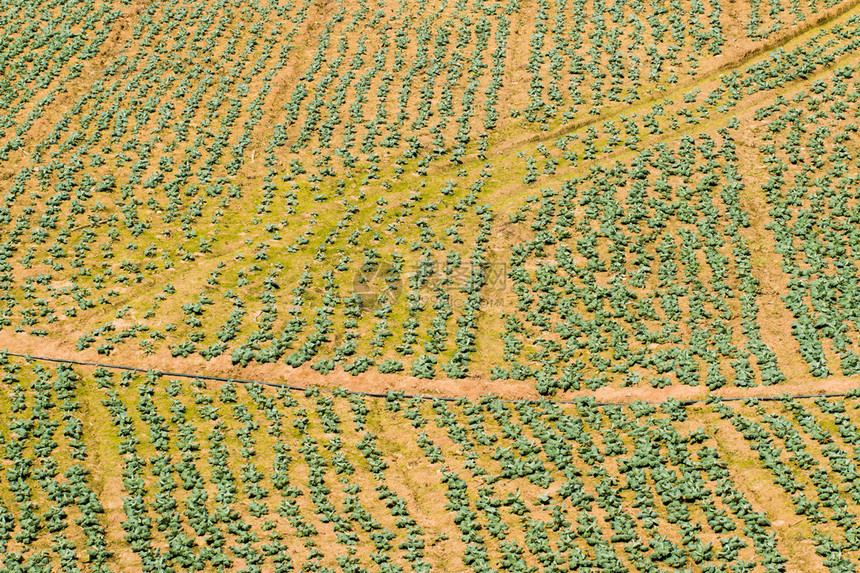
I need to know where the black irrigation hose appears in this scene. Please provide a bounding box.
[3,350,859,407]
[1,350,463,402]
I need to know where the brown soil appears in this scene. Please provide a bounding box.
[4,324,859,404]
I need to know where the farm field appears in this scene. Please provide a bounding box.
[4,0,860,569]
[1,0,860,395]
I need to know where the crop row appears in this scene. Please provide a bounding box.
[0,355,808,571]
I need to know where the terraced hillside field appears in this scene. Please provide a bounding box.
[4,0,860,569]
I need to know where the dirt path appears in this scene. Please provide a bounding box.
[3,328,859,404]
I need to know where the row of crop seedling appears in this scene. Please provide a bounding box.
[754,71,860,378]
[494,130,784,392]
[0,357,113,571]
[2,355,837,571]
[713,393,860,570]
[1,0,852,354]
[394,391,789,571]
